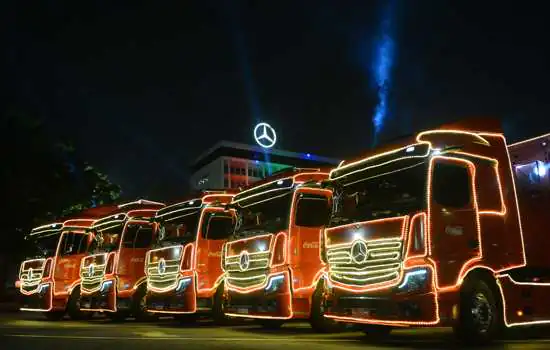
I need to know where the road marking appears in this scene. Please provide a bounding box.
[4,334,358,342]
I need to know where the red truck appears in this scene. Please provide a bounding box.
[222,168,338,331]
[78,199,165,320]
[322,120,550,344]
[16,205,116,320]
[144,191,236,323]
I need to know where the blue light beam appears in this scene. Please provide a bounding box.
[371,1,396,146]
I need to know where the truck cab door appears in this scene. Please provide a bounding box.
[54,232,88,295]
[291,189,332,292]
[429,158,480,289]
[196,210,235,293]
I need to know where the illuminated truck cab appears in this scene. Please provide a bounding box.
[322,123,550,344]
[79,199,165,320]
[223,168,337,331]
[17,205,116,320]
[145,191,236,323]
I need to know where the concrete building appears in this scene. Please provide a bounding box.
[190,141,340,191]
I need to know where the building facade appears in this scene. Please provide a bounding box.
[190,141,340,190]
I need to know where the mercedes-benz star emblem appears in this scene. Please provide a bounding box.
[239,251,250,271]
[88,263,95,277]
[28,268,33,278]
[253,122,277,149]
[351,240,369,264]
[158,258,166,275]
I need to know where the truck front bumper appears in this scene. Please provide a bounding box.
[225,273,292,319]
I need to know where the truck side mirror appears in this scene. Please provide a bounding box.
[294,197,331,227]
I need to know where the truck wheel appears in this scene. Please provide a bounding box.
[258,319,285,329]
[67,286,91,320]
[44,311,65,321]
[176,313,199,325]
[454,278,501,345]
[133,287,153,322]
[107,311,128,322]
[309,281,341,333]
[362,325,392,340]
[212,283,227,325]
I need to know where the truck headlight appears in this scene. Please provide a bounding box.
[175,277,192,293]
[398,268,428,292]
[265,274,285,294]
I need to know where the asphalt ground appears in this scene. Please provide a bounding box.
[2,312,550,349]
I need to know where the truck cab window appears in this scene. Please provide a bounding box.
[60,232,88,256]
[204,214,235,240]
[123,224,154,248]
[432,162,471,208]
[295,194,330,227]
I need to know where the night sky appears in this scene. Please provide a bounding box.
[5,1,550,200]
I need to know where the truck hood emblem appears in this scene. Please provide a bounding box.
[351,240,369,264]
[88,263,95,277]
[158,258,166,275]
[239,251,250,271]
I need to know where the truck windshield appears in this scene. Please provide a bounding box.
[89,224,123,253]
[122,223,154,248]
[233,192,293,237]
[31,234,60,257]
[330,161,427,226]
[157,211,201,245]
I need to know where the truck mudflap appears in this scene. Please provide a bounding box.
[224,272,292,319]
[146,278,196,314]
[496,270,550,327]
[80,279,116,312]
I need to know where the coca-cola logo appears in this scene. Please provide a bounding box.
[302,242,319,249]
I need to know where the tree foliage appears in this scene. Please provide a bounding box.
[1,108,122,248]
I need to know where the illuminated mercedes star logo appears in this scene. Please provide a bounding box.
[158,258,166,275]
[239,251,250,271]
[88,263,95,277]
[351,240,369,264]
[253,122,277,149]
[28,268,33,278]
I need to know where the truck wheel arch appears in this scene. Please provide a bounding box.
[459,267,504,321]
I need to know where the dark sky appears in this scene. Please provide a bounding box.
[5,1,550,200]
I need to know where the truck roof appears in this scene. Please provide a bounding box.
[26,204,120,239]
[330,118,506,182]
[154,190,237,222]
[232,168,329,204]
[90,199,165,231]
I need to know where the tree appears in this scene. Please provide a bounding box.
[1,108,122,251]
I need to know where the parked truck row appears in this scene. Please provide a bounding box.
[16,120,550,344]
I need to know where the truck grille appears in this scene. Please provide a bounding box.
[81,254,108,293]
[327,238,403,287]
[225,251,270,289]
[146,246,183,292]
[19,259,45,293]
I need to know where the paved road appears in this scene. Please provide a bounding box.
[2,313,550,349]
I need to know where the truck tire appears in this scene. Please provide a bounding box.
[362,325,392,340]
[67,286,91,320]
[107,311,128,322]
[44,311,65,321]
[212,283,227,325]
[454,278,501,345]
[176,313,199,325]
[133,286,153,322]
[309,281,341,333]
[257,319,285,329]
